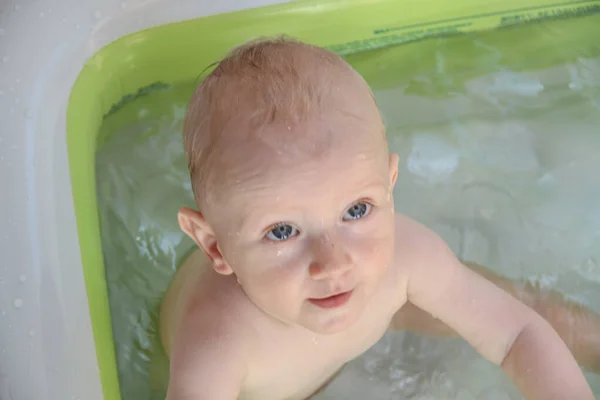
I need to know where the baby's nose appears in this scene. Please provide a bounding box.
[308,237,352,280]
[309,260,352,280]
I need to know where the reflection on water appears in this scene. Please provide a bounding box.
[96,15,600,400]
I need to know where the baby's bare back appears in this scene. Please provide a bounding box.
[160,248,403,399]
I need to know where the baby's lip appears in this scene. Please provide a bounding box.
[311,288,351,300]
[308,290,353,309]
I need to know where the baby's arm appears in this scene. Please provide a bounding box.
[393,261,600,373]
[396,219,594,399]
[166,317,247,400]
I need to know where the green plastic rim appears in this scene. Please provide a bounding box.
[66,0,600,398]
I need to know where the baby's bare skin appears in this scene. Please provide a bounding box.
[161,214,437,400]
[161,241,398,400]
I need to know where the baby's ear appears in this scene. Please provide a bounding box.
[177,207,233,275]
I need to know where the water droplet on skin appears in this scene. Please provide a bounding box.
[13,299,23,308]
[312,337,319,345]
[19,275,27,283]
[276,250,283,257]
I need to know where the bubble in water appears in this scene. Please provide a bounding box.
[24,109,33,119]
[479,207,497,219]
[138,108,149,118]
[0,29,5,36]
[2,56,9,64]
[14,4,20,11]
[580,257,598,277]
[93,10,102,19]
[13,299,23,308]
[0,90,4,95]
[40,12,45,17]
[19,275,27,283]
[75,24,81,29]
[29,330,35,337]
[1,311,5,316]
[121,2,128,8]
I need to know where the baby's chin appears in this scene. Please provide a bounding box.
[299,299,366,335]
[303,317,359,335]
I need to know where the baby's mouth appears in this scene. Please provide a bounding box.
[308,290,353,309]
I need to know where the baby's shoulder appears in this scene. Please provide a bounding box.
[393,213,453,262]
[391,213,457,286]
[162,249,256,355]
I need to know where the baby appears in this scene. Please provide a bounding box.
[160,37,599,399]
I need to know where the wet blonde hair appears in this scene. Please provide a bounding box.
[183,36,378,207]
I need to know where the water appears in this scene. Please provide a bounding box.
[96,15,600,399]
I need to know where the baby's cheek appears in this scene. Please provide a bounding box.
[360,235,394,270]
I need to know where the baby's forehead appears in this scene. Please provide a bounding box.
[225,110,385,166]
[205,119,388,205]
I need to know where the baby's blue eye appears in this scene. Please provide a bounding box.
[343,202,371,221]
[265,223,298,241]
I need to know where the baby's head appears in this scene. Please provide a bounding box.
[180,37,399,334]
